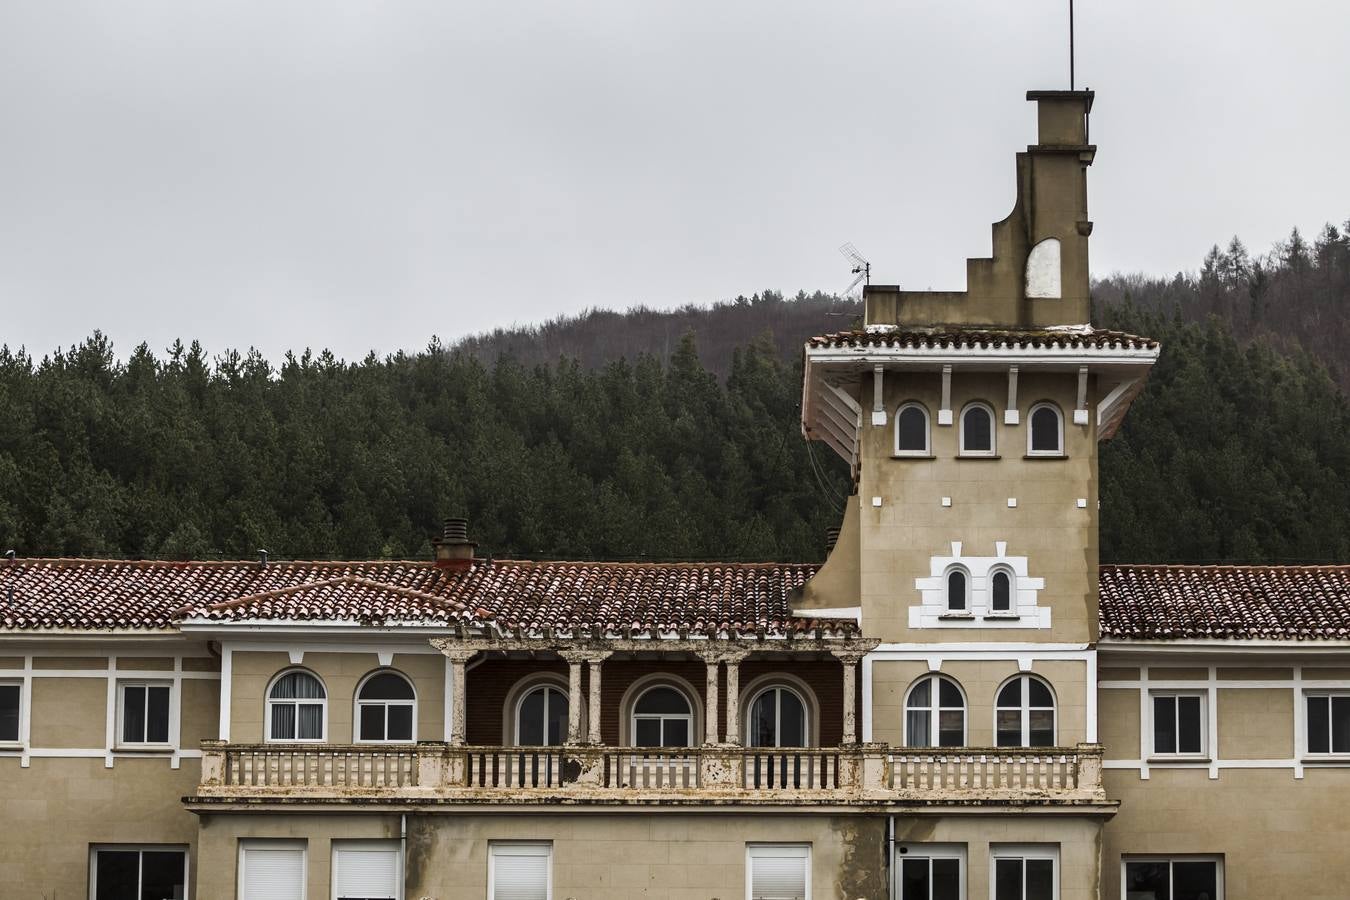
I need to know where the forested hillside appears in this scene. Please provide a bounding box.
[0,222,1346,566]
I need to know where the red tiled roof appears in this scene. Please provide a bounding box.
[0,558,838,636]
[807,327,1158,351]
[1100,565,1350,641]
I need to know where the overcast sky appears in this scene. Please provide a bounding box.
[2,1,1347,362]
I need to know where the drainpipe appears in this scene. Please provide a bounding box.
[401,813,408,900]
[886,815,895,900]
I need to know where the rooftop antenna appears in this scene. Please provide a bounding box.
[830,242,872,316]
[1069,0,1076,90]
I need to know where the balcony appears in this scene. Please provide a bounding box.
[190,741,1108,809]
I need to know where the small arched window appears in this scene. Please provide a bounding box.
[267,670,326,742]
[356,671,416,743]
[959,402,996,456]
[990,568,1014,614]
[632,685,693,748]
[946,567,969,612]
[1028,403,1064,456]
[747,685,808,748]
[516,683,569,746]
[895,402,931,456]
[905,675,966,748]
[996,675,1057,747]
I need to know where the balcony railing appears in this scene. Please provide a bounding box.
[195,742,1106,806]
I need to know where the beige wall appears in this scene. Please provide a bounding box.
[31,676,108,747]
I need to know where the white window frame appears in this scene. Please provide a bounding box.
[0,678,22,746]
[987,566,1016,616]
[331,839,402,900]
[89,843,190,900]
[1121,855,1224,900]
[115,679,175,749]
[746,843,811,900]
[990,844,1059,900]
[893,842,966,900]
[994,675,1058,748]
[744,684,810,748]
[1148,690,1208,759]
[894,402,932,457]
[238,839,307,900]
[488,841,552,900]
[265,669,329,744]
[513,681,571,746]
[958,401,997,457]
[904,674,967,748]
[630,683,696,748]
[1302,690,1350,758]
[354,669,417,745]
[1026,402,1065,457]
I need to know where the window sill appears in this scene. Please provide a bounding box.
[983,613,1021,621]
[1302,754,1350,764]
[113,745,175,754]
[938,612,976,620]
[1147,754,1211,764]
[956,454,1001,460]
[891,453,935,460]
[0,742,24,751]
[1023,453,1067,460]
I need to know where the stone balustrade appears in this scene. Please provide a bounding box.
[194,741,1107,806]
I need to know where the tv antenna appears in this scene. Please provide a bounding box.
[839,242,871,295]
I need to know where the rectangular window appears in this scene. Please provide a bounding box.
[333,840,401,900]
[991,845,1057,900]
[1305,693,1350,755]
[1123,856,1223,900]
[490,842,551,900]
[747,844,809,900]
[895,844,964,900]
[1151,693,1205,756]
[119,682,172,746]
[91,845,188,900]
[240,840,306,900]
[0,681,19,743]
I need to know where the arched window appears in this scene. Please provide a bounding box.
[959,402,996,456]
[356,670,416,743]
[1028,402,1064,456]
[996,675,1057,747]
[990,568,1014,614]
[267,670,326,742]
[905,675,966,748]
[515,683,569,746]
[894,402,931,456]
[946,567,969,612]
[631,685,694,748]
[746,685,808,748]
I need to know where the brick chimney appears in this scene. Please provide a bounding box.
[432,517,477,572]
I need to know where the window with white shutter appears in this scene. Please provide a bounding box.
[489,842,551,900]
[239,840,306,900]
[333,841,401,900]
[747,844,810,900]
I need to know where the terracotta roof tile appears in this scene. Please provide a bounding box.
[807,327,1158,351]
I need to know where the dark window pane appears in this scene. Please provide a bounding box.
[545,689,568,745]
[1172,861,1217,900]
[963,406,992,451]
[909,679,931,708]
[1028,679,1053,707]
[1307,696,1330,753]
[271,671,324,700]
[779,691,806,747]
[750,692,776,747]
[901,858,930,900]
[518,689,546,745]
[663,718,689,747]
[898,407,928,452]
[298,703,323,740]
[1029,710,1055,747]
[993,572,1011,611]
[947,571,967,610]
[997,680,1021,707]
[1153,696,1176,754]
[360,672,414,700]
[0,685,18,742]
[94,849,140,900]
[146,686,171,744]
[271,703,296,740]
[1025,859,1054,900]
[1124,862,1170,900]
[1031,407,1060,452]
[938,711,964,747]
[634,718,661,747]
[141,851,186,900]
[387,704,413,741]
[123,686,146,743]
[635,687,689,715]
[995,858,1023,900]
[906,710,931,747]
[997,710,1022,747]
[1332,697,1350,754]
[938,678,962,708]
[932,858,961,900]
[1178,696,1202,753]
[360,704,386,741]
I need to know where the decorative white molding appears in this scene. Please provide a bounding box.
[871,366,886,426]
[937,366,953,425]
[909,544,1049,629]
[1026,238,1062,298]
[1005,366,1020,424]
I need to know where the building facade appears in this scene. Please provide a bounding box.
[2,89,1347,900]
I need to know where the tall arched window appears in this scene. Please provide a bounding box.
[746,685,808,748]
[631,685,693,748]
[946,567,969,612]
[895,402,931,456]
[959,402,996,456]
[990,568,1014,614]
[516,683,569,746]
[267,670,326,742]
[905,675,966,748]
[1027,402,1064,456]
[356,671,416,743]
[996,675,1057,747]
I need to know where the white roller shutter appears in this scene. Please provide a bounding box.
[749,845,809,900]
[333,842,400,900]
[490,843,551,900]
[240,843,305,900]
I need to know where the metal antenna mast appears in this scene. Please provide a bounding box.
[1069,0,1076,90]
[830,243,872,316]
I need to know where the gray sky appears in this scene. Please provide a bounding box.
[2,0,1347,362]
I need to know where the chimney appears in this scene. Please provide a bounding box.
[433,517,477,572]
